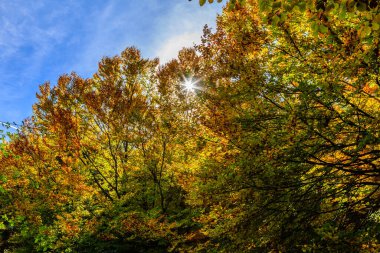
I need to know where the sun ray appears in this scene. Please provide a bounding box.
[181,76,201,93]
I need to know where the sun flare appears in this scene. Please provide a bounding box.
[181,77,200,93]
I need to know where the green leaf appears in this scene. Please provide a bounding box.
[339,4,347,19]
[372,22,379,31]
[228,0,237,10]
[359,25,372,38]
[200,0,206,6]
[319,24,328,34]
[280,12,287,22]
[272,15,280,25]
[298,2,306,12]
[0,185,6,194]
[259,0,272,12]
[311,21,318,32]
[325,3,334,12]
[272,1,281,9]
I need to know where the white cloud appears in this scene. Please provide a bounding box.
[155,32,200,63]
[0,0,224,126]
[58,1,223,74]
[0,0,77,124]
[152,2,222,64]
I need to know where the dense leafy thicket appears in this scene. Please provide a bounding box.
[1,0,379,252]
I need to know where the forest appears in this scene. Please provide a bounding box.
[0,0,379,252]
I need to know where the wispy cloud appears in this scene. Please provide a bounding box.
[0,0,223,126]
[155,32,200,63]
[0,0,78,123]
[152,2,222,63]
[70,1,222,73]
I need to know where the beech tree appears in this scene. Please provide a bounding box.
[193,0,379,251]
[0,1,378,252]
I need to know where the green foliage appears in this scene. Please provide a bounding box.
[0,0,379,252]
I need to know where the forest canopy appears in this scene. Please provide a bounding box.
[0,0,379,252]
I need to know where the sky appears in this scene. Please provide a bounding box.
[0,0,223,130]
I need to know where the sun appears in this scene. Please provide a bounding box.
[182,76,200,93]
[183,79,196,92]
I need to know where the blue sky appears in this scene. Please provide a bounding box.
[0,0,223,130]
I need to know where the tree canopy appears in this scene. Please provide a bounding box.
[0,0,379,252]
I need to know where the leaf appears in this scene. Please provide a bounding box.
[372,22,379,31]
[272,15,280,25]
[272,1,281,9]
[359,25,372,38]
[298,2,306,12]
[339,4,347,19]
[280,12,287,22]
[319,24,328,34]
[200,0,206,6]
[258,0,272,12]
[311,21,318,32]
[0,185,6,194]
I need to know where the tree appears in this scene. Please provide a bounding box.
[0,47,207,252]
[0,1,378,252]
[192,0,379,251]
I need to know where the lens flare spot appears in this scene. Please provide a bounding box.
[181,77,200,93]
